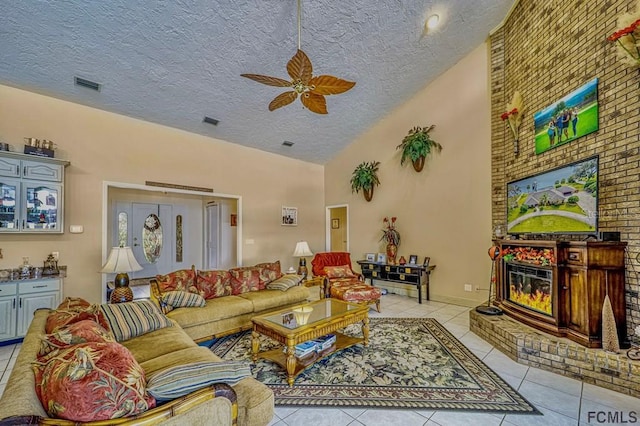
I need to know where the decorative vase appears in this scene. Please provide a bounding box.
[363,187,374,202]
[412,156,425,172]
[398,256,406,265]
[386,243,397,265]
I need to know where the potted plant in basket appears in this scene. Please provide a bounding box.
[396,124,442,172]
[350,161,381,202]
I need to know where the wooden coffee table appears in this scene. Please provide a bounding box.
[251,298,369,387]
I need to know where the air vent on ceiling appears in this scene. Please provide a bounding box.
[203,116,219,126]
[74,76,101,91]
[282,141,294,147]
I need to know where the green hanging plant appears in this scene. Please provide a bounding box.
[396,124,442,172]
[350,161,381,202]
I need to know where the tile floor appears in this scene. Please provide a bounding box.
[1,294,638,425]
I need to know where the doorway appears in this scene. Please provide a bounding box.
[326,204,349,252]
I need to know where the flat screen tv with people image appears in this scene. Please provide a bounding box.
[507,156,598,235]
[533,78,599,155]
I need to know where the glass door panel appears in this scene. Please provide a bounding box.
[0,178,20,231]
[23,182,61,231]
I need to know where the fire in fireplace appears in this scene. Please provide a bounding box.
[507,264,552,316]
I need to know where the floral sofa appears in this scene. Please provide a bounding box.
[0,299,274,425]
[149,261,310,342]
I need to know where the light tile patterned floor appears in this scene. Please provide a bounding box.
[1,295,638,425]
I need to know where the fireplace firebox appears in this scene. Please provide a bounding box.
[506,263,552,317]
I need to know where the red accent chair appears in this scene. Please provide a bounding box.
[311,252,381,312]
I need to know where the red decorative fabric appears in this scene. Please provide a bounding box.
[155,268,197,294]
[33,341,155,422]
[311,252,357,277]
[56,297,91,311]
[196,270,232,299]
[330,280,382,303]
[228,267,261,295]
[323,265,357,279]
[45,304,110,334]
[39,320,115,357]
[254,261,284,289]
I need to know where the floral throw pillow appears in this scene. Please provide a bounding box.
[56,297,91,311]
[45,304,111,334]
[254,261,284,289]
[39,320,115,357]
[33,341,155,422]
[323,265,357,279]
[155,268,197,294]
[196,270,232,299]
[228,267,261,295]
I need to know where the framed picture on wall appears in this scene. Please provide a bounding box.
[230,214,237,227]
[533,78,599,155]
[281,206,298,226]
[331,218,340,229]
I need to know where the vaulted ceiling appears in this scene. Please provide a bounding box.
[1,1,513,164]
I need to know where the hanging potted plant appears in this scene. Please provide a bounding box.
[350,161,381,202]
[396,125,442,172]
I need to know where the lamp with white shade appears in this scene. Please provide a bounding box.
[293,241,313,281]
[101,246,143,303]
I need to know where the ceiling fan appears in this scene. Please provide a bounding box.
[241,0,356,114]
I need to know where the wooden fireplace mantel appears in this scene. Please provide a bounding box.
[494,239,628,348]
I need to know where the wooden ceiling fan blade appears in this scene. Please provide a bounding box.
[309,75,356,95]
[300,92,327,114]
[286,49,313,84]
[269,91,298,111]
[241,74,292,87]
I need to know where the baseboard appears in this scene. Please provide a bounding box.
[430,294,483,308]
[372,281,482,308]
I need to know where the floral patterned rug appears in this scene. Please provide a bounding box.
[210,317,539,413]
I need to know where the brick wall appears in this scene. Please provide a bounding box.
[491,0,640,341]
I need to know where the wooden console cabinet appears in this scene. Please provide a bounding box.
[357,261,435,303]
[494,240,627,348]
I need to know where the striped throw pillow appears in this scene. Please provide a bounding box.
[159,291,206,314]
[99,300,173,342]
[265,274,303,291]
[147,361,251,401]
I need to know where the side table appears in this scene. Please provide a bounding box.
[302,276,327,299]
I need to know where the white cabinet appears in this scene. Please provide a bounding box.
[0,278,62,342]
[0,152,69,233]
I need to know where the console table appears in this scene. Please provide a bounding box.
[357,261,435,303]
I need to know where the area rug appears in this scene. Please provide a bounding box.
[210,317,539,413]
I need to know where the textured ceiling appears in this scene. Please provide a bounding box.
[1,1,513,164]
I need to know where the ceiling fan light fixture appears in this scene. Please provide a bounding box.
[425,14,440,31]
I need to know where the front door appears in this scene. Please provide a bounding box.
[131,203,173,278]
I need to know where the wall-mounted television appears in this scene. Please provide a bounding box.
[507,156,598,235]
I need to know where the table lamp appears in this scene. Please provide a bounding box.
[293,241,313,281]
[101,246,143,303]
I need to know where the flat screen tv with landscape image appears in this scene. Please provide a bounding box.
[507,156,598,235]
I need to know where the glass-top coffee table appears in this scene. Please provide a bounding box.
[251,298,370,387]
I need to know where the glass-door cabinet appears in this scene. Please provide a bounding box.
[23,182,61,231]
[0,178,20,231]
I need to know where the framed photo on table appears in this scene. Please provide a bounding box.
[408,255,418,265]
[365,253,376,262]
[423,257,431,267]
[377,253,387,264]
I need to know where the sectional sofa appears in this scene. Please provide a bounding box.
[0,262,311,425]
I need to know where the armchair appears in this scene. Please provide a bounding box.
[311,252,381,312]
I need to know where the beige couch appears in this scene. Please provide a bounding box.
[0,309,275,426]
[149,279,310,342]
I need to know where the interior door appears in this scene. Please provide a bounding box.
[132,203,172,278]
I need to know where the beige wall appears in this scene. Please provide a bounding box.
[324,42,493,306]
[0,84,325,303]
